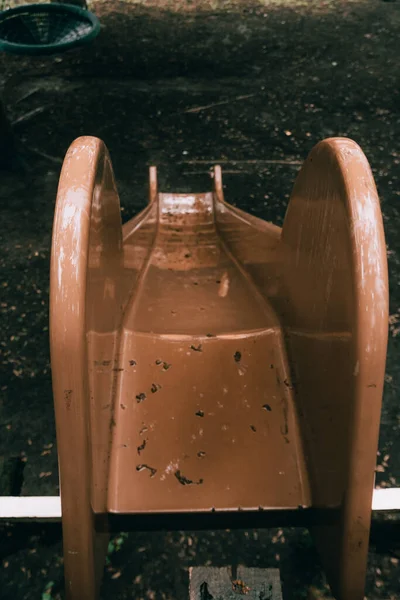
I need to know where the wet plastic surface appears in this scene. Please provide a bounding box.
[108,180,309,514]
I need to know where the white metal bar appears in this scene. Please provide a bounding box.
[0,496,61,519]
[0,489,399,520]
[372,488,400,511]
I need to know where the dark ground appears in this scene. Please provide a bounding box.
[0,0,400,597]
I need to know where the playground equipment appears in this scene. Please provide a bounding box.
[50,136,389,600]
[0,2,100,55]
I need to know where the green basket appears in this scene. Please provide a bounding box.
[0,3,100,55]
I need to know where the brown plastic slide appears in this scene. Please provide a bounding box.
[50,136,388,599]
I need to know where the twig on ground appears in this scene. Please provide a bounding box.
[24,145,63,165]
[15,88,40,105]
[180,159,303,166]
[12,107,46,128]
[183,93,255,114]
[183,169,252,175]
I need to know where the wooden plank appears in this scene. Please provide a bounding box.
[189,566,282,600]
